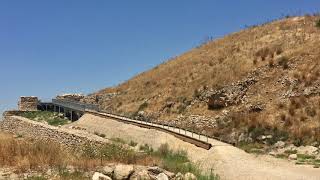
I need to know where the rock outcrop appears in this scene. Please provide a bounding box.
[92,164,197,180]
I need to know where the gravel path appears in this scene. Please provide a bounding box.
[64,114,320,180]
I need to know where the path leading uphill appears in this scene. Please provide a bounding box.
[64,114,320,180]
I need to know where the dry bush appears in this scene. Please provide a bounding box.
[255,47,272,61]
[316,19,320,28]
[0,133,174,173]
[0,133,69,172]
[277,56,289,69]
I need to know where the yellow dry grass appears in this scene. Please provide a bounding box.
[85,15,320,144]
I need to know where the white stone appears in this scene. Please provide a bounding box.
[92,172,111,180]
[184,172,197,180]
[288,154,297,160]
[156,173,169,180]
[102,165,114,177]
[296,146,318,156]
[113,164,134,180]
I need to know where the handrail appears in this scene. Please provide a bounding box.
[49,99,213,150]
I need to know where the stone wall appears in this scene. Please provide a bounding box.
[18,96,39,111]
[0,114,109,152]
[56,94,84,102]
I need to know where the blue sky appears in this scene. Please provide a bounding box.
[0,1,319,115]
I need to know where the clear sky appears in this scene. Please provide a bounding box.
[0,1,319,115]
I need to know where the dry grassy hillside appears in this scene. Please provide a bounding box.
[83,15,320,146]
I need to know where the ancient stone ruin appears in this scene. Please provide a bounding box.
[18,96,39,111]
[56,93,84,102]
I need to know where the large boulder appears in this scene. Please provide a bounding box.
[92,172,112,180]
[147,166,175,178]
[102,165,114,177]
[113,165,134,180]
[156,173,169,180]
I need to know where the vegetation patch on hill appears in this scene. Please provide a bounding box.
[20,111,70,126]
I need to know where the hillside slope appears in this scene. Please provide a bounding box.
[66,113,320,180]
[83,15,320,145]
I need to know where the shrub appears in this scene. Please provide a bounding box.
[153,145,219,179]
[138,102,148,111]
[158,143,170,156]
[278,56,289,69]
[316,19,320,28]
[248,126,265,140]
[58,170,87,180]
[268,59,274,68]
[139,144,153,154]
[255,47,271,61]
[129,140,138,147]
[99,143,138,164]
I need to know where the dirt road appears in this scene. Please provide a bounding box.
[64,114,320,180]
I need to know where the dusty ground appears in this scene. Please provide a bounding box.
[64,114,320,180]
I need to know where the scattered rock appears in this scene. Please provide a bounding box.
[268,151,277,156]
[296,146,318,156]
[288,154,297,160]
[284,144,298,152]
[66,165,75,173]
[238,133,247,142]
[113,165,134,180]
[102,165,114,177]
[92,172,112,180]
[130,169,151,180]
[156,173,169,180]
[147,167,164,175]
[248,104,265,112]
[184,172,197,180]
[206,78,257,109]
[274,141,285,149]
[174,172,184,180]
